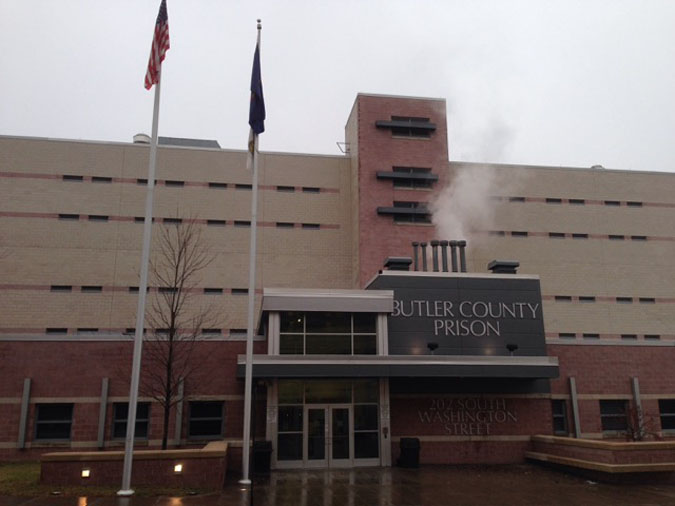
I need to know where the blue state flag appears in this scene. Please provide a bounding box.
[249,43,265,135]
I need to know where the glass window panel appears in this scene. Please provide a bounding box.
[188,401,223,438]
[280,334,304,354]
[305,312,350,333]
[354,380,379,403]
[354,432,379,459]
[36,422,72,440]
[308,409,326,460]
[38,404,73,421]
[354,335,376,354]
[190,401,222,418]
[659,400,675,430]
[277,433,303,461]
[189,419,223,437]
[278,406,303,432]
[602,416,627,431]
[112,402,149,439]
[280,312,304,333]
[600,400,627,416]
[305,381,351,404]
[278,380,304,404]
[353,313,376,333]
[305,334,351,355]
[354,405,378,431]
[35,404,73,440]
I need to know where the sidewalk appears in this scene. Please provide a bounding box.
[2,464,675,505]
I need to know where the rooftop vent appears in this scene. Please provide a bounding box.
[384,257,412,271]
[411,240,467,273]
[487,260,519,274]
[133,133,151,144]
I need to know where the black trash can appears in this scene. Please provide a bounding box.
[252,440,273,474]
[398,437,420,468]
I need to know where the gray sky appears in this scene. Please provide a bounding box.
[1,0,674,171]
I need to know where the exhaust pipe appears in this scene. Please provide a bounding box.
[412,242,420,271]
[420,242,428,272]
[440,240,449,272]
[430,240,440,272]
[458,240,467,272]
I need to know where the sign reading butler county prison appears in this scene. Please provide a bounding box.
[368,274,546,356]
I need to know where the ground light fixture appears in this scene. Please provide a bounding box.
[427,342,439,354]
[174,463,183,474]
[506,343,519,356]
[81,469,91,478]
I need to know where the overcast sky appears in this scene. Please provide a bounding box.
[1,1,674,172]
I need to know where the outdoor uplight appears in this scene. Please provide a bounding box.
[81,469,91,478]
[174,463,183,474]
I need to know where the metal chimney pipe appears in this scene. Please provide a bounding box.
[449,240,458,273]
[420,242,428,272]
[458,240,467,272]
[430,240,440,272]
[412,242,419,271]
[440,240,449,272]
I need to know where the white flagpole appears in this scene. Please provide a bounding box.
[240,21,262,486]
[117,68,162,497]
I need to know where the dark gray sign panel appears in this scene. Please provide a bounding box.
[367,274,547,356]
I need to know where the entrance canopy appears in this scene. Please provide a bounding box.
[236,354,559,379]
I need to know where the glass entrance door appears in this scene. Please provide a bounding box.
[304,405,352,467]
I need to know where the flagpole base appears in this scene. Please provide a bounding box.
[116,489,135,496]
[238,479,252,485]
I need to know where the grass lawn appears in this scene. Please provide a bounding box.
[0,461,208,497]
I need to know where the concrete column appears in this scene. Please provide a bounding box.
[379,378,391,467]
[174,378,184,446]
[377,313,389,355]
[97,377,109,448]
[631,377,644,439]
[266,380,278,468]
[268,312,280,354]
[569,377,581,438]
[17,378,31,449]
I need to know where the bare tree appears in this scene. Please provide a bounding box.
[140,218,219,449]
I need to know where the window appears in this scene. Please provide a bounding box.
[572,233,588,239]
[658,400,675,431]
[558,333,576,339]
[546,198,562,204]
[616,297,633,304]
[235,184,252,190]
[207,220,226,227]
[204,288,223,294]
[579,296,596,303]
[551,400,568,435]
[232,288,248,295]
[554,296,572,302]
[163,218,182,224]
[600,400,628,432]
[92,176,112,183]
[279,312,377,355]
[508,196,525,202]
[188,401,224,439]
[626,201,643,207]
[46,328,68,334]
[489,231,506,236]
[639,297,655,304]
[276,222,294,228]
[51,285,72,292]
[277,186,295,192]
[382,116,435,138]
[165,180,184,187]
[644,334,661,340]
[62,175,83,182]
[208,182,227,189]
[112,402,150,439]
[201,328,222,335]
[609,235,625,240]
[621,334,637,340]
[58,214,79,221]
[81,286,102,293]
[234,220,251,227]
[604,200,620,206]
[35,404,73,440]
[569,199,585,205]
[88,215,109,222]
[582,333,600,339]
[380,201,431,224]
[135,216,156,223]
[301,223,320,230]
[302,187,320,193]
[549,232,565,239]
[137,179,156,186]
[631,235,647,241]
[511,231,528,237]
[389,167,436,189]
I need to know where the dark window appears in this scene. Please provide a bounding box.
[392,201,430,223]
[658,400,675,431]
[546,198,562,204]
[626,201,643,207]
[112,402,149,439]
[35,404,73,440]
[201,328,222,335]
[88,215,109,222]
[572,233,588,239]
[136,179,156,186]
[508,196,525,202]
[81,286,102,293]
[76,328,99,333]
[389,116,433,138]
[621,334,637,340]
[558,333,576,339]
[46,328,68,334]
[92,176,113,183]
[391,167,434,189]
[203,288,223,294]
[208,182,228,189]
[644,334,661,340]
[549,232,565,239]
[165,180,184,187]
[302,187,320,193]
[554,296,572,302]
[129,286,149,293]
[552,400,568,435]
[50,285,72,292]
[232,288,248,295]
[616,297,633,304]
[235,184,252,190]
[276,222,294,228]
[158,287,177,294]
[609,235,625,240]
[62,175,84,182]
[188,401,224,438]
[489,231,506,236]
[579,296,596,303]
[301,223,320,229]
[639,297,655,304]
[511,231,528,237]
[277,186,295,192]
[569,199,585,205]
[234,220,250,227]
[604,200,621,206]
[163,218,182,224]
[582,333,600,339]
[58,214,79,221]
[207,219,226,226]
[631,235,647,241]
[600,400,628,432]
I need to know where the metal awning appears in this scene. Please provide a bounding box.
[236,354,559,379]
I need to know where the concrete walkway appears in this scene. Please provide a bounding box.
[3,465,675,505]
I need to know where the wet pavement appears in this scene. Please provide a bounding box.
[3,465,675,505]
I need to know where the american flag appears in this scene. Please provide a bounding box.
[144,0,170,90]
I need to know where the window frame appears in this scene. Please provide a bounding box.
[188,401,224,440]
[658,399,675,432]
[111,402,150,440]
[599,399,629,433]
[35,403,74,441]
[551,400,568,435]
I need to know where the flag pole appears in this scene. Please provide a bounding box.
[240,19,262,486]
[117,66,162,498]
